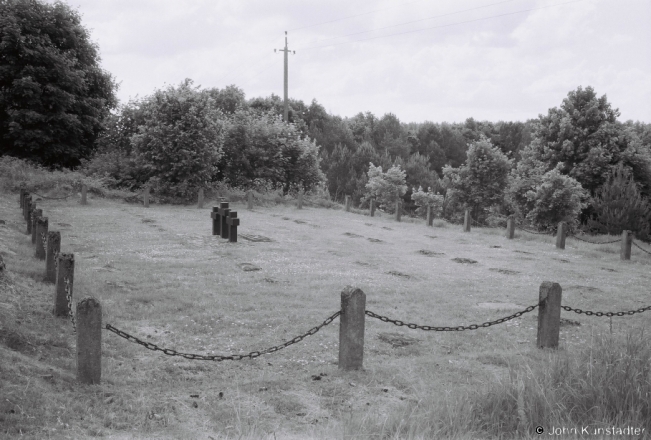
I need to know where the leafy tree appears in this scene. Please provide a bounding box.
[410,186,444,218]
[0,0,118,168]
[525,165,588,229]
[130,79,225,198]
[442,136,512,220]
[208,85,247,114]
[587,164,650,240]
[364,163,407,214]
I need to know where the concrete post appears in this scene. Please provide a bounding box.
[370,198,375,217]
[247,191,253,210]
[31,208,42,244]
[45,231,61,283]
[35,217,48,260]
[555,221,567,249]
[76,297,102,384]
[463,209,471,232]
[537,282,562,349]
[143,186,150,208]
[297,191,303,209]
[20,188,25,208]
[26,203,35,235]
[23,195,31,223]
[81,184,87,205]
[211,206,220,236]
[345,195,351,212]
[54,253,74,317]
[427,205,433,227]
[506,215,515,239]
[339,286,366,370]
[197,188,204,209]
[620,230,632,261]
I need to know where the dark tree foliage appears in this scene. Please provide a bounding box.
[0,0,117,168]
[207,85,247,114]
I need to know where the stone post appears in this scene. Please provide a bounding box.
[620,230,632,261]
[77,297,102,384]
[370,198,375,217]
[197,188,204,209]
[20,188,25,208]
[247,191,253,210]
[219,202,230,240]
[427,205,433,227]
[81,184,88,205]
[395,190,401,222]
[339,286,366,370]
[227,211,240,243]
[345,195,351,212]
[24,195,32,223]
[555,221,567,249]
[211,206,220,236]
[537,282,562,349]
[35,217,48,260]
[297,191,303,209]
[506,215,515,239]
[463,209,471,232]
[45,231,61,283]
[31,208,42,243]
[26,202,34,234]
[143,186,150,208]
[54,253,74,317]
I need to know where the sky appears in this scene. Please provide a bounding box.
[60,0,651,123]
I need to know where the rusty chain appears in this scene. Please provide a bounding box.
[105,310,341,361]
[64,277,76,333]
[365,304,540,331]
[632,240,651,255]
[561,304,651,317]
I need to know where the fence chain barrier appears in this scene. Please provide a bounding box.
[105,310,341,361]
[632,240,651,255]
[41,232,47,250]
[561,304,651,317]
[365,304,540,331]
[515,224,552,235]
[53,249,59,273]
[65,277,76,333]
[567,232,620,245]
[30,192,74,200]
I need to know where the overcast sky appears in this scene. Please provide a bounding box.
[63,0,650,123]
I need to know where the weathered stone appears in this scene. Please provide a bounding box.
[339,286,365,370]
[537,282,562,349]
[77,297,102,384]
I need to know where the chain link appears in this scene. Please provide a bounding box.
[365,304,539,331]
[53,249,59,273]
[41,232,47,251]
[105,310,341,361]
[30,192,73,200]
[561,304,651,317]
[567,232,620,245]
[632,240,651,255]
[64,277,76,333]
[515,224,552,235]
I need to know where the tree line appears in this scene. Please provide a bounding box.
[1,0,651,238]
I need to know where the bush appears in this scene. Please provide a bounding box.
[525,166,588,229]
[587,164,650,240]
[410,186,444,219]
[363,163,407,214]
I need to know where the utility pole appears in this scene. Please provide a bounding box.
[275,31,294,123]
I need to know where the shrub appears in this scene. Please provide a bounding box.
[363,163,407,214]
[587,164,650,240]
[410,186,444,219]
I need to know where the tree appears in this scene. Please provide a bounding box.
[130,79,225,198]
[587,164,650,240]
[0,0,118,168]
[364,163,407,214]
[442,136,512,220]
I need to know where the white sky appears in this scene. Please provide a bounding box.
[64,0,651,123]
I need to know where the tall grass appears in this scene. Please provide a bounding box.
[382,329,651,439]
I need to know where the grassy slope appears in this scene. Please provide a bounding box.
[1,189,650,439]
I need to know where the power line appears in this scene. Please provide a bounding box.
[297,0,587,51]
[297,0,521,47]
[288,0,430,32]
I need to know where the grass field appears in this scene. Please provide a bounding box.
[1,189,650,439]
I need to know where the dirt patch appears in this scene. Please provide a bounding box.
[238,263,261,272]
[57,223,72,227]
[490,245,501,248]
[141,218,155,223]
[566,285,602,293]
[513,250,533,255]
[293,220,306,224]
[240,234,273,242]
[489,268,519,275]
[263,278,278,283]
[378,332,419,348]
[387,271,411,278]
[382,227,393,230]
[367,238,383,243]
[417,250,444,256]
[452,258,477,264]
[343,232,363,238]
[560,318,581,327]
[601,267,617,272]
[425,235,437,239]
[355,261,371,266]
[554,258,571,263]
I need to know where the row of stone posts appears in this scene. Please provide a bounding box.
[338,281,566,370]
[19,189,101,384]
